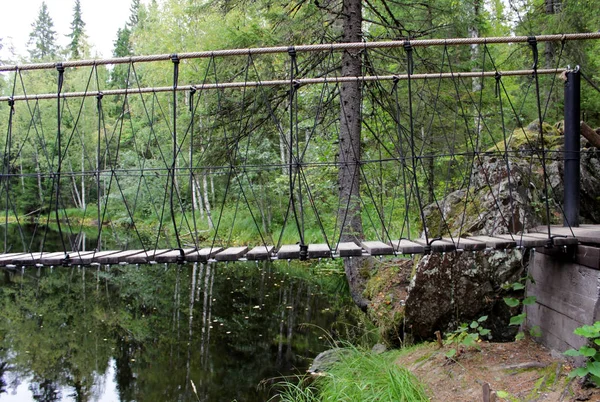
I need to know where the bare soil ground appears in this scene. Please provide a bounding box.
[396,338,600,401]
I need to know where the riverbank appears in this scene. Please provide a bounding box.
[398,338,600,401]
[282,338,600,401]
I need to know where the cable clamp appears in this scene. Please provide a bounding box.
[96,92,104,101]
[189,86,197,96]
[494,72,501,97]
[62,253,70,267]
[176,248,185,264]
[7,97,14,107]
[527,36,538,69]
[299,243,308,261]
[171,54,180,64]
[403,41,413,75]
[55,62,65,73]
[287,46,297,59]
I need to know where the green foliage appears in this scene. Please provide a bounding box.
[67,0,87,59]
[28,1,58,60]
[564,321,600,386]
[502,275,539,340]
[273,345,429,401]
[444,315,490,358]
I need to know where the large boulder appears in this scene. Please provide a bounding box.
[401,120,600,342]
[405,250,525,341]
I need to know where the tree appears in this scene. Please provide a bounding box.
[67,0,87,59]
[110,0,142,87]
[338,0,369,310]
[28,2,58,60]
[128,0,141,27]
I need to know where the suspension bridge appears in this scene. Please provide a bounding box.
[0,33,599,267]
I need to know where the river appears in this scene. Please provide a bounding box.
[0,226,358,401]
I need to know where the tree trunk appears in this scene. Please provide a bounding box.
[202,170,213,229]
[81,143,85,210]
[68,159,82,209]
[19,154,24,191]
[469,0,482,138]
[544,0,559,68]
[279,132,287,175]
[339,0,368,311]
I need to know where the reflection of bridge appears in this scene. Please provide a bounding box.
[0,225,595,267]
[1,33,600,267]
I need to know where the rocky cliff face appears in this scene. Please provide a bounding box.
[372,120,600,342]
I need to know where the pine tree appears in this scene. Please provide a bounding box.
[128,0,141,28]
[110,0,141,87]
[28,2,58,60]
[67,0,87,59]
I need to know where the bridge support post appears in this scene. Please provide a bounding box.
[564,67,580,227]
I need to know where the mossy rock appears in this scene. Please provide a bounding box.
[365,261,412,345]
[489,120,563,153]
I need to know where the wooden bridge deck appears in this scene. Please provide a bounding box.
[0,225,597,268]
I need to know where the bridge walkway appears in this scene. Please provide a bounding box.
[1,225,597,268]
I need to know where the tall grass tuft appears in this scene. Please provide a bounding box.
[272,344,429,401]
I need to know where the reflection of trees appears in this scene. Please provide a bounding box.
[115,337,136,402]
[0,261,353,401]
[29,378,61,401]
[0,362,6,394]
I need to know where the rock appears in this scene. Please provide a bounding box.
[371,343,387,354]
[307,348,349,375]
[404,249,525,341]
[402,119,600,342]
[422,120,600,237]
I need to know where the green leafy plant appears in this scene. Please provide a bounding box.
[503,276,538,340]
[564,321,600,386]
[444,316,491,358]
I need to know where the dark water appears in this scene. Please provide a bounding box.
[0,226,358,401]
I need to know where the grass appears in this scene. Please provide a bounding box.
[271,344,430,402]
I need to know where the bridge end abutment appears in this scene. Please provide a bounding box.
[525,242,600,361]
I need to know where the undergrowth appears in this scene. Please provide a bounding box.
[271,344,429,401]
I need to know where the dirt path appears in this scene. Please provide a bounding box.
[396,339,600,401]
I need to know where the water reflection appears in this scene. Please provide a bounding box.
[0,260,354,401]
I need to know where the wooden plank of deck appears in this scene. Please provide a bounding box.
[126,249,173,264]
[214,246,249,261]
[430,239,456,253]
[96,250,146,264]
[308,244,332,259]
[495,234,548,248]
[361,241,394,256]
[466,235,516,249]
[11,252,45,265]
[335,242,362,257]
[69,250,122,265]
[525,232,579,247]
[246,245,274,260]
[153,248,197,263]
[442,237,487,251]
[412,238,456,253]
[186,247,224,262]
[0,252,30,265]
[277,244,300,260]
[39,251,75,265]
[390,239,424,254]
[536,225,600,245]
